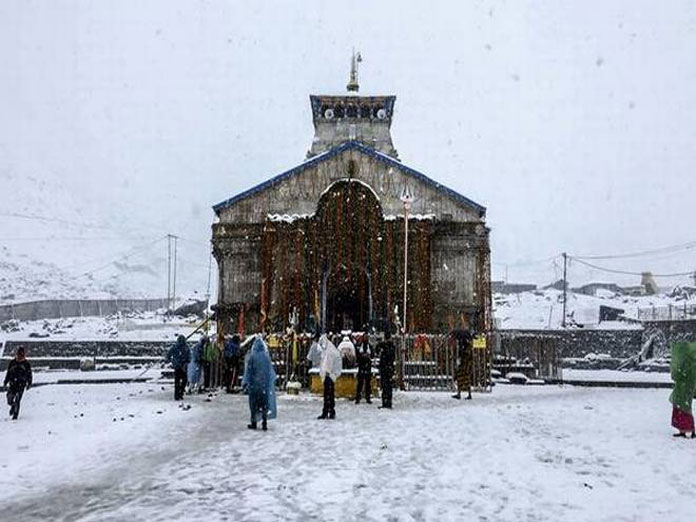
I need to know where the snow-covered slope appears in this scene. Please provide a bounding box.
[0,310,202,342]
[0,169,214,304]
[494,288,696,329]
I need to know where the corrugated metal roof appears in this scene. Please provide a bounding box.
[212,140,486,216]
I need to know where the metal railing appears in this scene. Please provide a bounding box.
[398,334,492,392]
[637,304,696,322]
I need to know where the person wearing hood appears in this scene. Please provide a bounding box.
[355,333,373,404]
[317,334,342,419]
[451,328,474,400]
[187,336,203,394]
[377,330,395,409]
[306,332,323,368]
[4,346,32,420]
[338,335,356,368]
[166,335,190,400]
[224,334,241,393]
[670,341,696,438]
[242,336,277,431]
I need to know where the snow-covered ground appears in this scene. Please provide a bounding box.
[562,369,672,383]
[2,383,694,521]
[494,288,696,329]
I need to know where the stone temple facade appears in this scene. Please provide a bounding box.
[212,83,491,336]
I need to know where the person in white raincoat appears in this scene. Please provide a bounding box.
[337,335,356,368]
[306,332,323,368]
[317,334,342,419]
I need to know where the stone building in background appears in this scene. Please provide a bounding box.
[212,67,491,336]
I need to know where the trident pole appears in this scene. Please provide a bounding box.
[400,185,414,333]
[403,208,409,333]
[400,186,414,391]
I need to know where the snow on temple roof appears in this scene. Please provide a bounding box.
[212,140,486,216]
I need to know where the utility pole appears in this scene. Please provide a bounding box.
[172,235,178,309]
[205,249,213,310]
[561,252,568,328]
[167,235,172,310]
[166,234,179,311]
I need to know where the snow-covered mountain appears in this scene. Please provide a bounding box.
[0,169,214,304]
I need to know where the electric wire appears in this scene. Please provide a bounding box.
[573,240,696,260]
[492,254,561,268]
[67,237,168,280]
[569,257,695,278]
[0,237,152,241]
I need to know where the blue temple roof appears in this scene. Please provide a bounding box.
[212,140,486,216]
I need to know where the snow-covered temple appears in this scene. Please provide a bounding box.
[212,57,491,335]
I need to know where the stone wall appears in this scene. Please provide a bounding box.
[0,299,170,322]
[499,328,644,360]
[0,340,169,370]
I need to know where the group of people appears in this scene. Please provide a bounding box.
[7,329,693,436]
[1,324,473,425]
[164,328,400,429]
[307,330,396,419]
[162,326,478,429]
[165,332,275,431]
[165,332,243,400]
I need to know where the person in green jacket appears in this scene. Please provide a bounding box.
[669,341,696,438]
[199,334,215,390]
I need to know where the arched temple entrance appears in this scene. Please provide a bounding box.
[322,262,372,332]
[315,179,382,332]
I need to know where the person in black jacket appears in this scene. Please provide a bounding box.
[377,331,395,409]
[165,335,190,400]
[4,346,33,420]
[355,333,373,404]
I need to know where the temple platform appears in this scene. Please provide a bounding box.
[309,368,379,398]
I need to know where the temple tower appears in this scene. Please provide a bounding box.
[308,51,398,158]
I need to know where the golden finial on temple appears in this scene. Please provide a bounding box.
[346,49,362,92]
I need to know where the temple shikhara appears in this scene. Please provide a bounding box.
[212,55,491,337]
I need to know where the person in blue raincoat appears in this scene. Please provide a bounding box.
[187,337,203,394]
[224,334,241,393]
[242,335,277,431]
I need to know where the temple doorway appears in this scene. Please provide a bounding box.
[322,262,372,333]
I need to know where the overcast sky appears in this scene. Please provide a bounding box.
[1,0,695,289]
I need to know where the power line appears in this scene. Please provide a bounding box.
[573,240,696,260]
[570,257,695,278]
[0,236,152,241]
[0,211,207,244]
[68,236,167,280]
[492,254,561,268]
[0,212,120,231]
